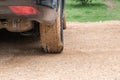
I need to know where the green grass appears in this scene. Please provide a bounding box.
[66,0,120,22]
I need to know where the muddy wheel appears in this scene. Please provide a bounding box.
[40,0,64,53]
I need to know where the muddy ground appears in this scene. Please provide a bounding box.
[0,21,120,80]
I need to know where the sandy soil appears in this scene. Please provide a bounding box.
[0,21,120,80]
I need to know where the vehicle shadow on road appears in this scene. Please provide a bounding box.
[0,29,55,57]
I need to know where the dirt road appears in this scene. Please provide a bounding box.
[0,21,120,80]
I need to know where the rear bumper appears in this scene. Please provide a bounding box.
[0,0,58,25]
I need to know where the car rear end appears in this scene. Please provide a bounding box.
[0,0,66,53]
[0,0,58,24]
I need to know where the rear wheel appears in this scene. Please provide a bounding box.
[40,0,64,53]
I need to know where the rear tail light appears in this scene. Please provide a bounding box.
[9,6,39,15]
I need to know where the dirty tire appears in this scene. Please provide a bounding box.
[40,0,63,53]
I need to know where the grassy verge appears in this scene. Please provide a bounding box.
[66,0,120,22]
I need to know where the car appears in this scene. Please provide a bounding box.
[0,0,66,53]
